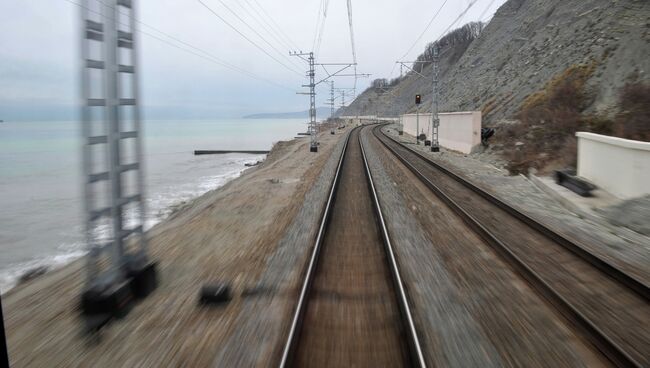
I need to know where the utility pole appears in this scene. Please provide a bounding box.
[290,51,318,152]
[397,59,440,147]
[415,94,422,144]
[328,80,335,118]
[431,45,440,152]
[0,294,8,367]
[291,52,356,152]
[307,53,317,152]
[416,106,420,144]
[80,0,156,322]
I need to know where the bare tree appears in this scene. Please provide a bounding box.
[414,21,485,72]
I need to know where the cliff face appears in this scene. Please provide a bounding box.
[337,0,650,125]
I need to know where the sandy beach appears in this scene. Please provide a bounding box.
[3,127,349,367]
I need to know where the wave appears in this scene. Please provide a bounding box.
[0,154,264,294]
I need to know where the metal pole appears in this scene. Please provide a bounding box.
[129,0,149,257]
[416,105,420,145]
[105,0,125,274]
[329,81,335,118]
[0,294,8,367]
[431,45,440,152]
[309,52,318,151]
[80,0,99,283]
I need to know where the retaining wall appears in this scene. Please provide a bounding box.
[576,132,650,199]
[402,111,481,154]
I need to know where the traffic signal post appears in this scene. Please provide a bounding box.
[415,94,421,144]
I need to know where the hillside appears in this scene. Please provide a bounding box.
[340,0,649,121]
[338,0,649,173]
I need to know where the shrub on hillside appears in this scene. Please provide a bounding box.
[501,64,649,174]
[500,62,597,174]
[614,82,650,141]
[414,22,484,73]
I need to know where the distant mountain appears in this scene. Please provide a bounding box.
[243,107,332,119]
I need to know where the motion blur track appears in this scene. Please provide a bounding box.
[372,124,649,368]
[279,126,426,368]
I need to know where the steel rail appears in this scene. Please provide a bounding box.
[377,125,650,302]
[278,127,354,368]
[371,124,643,368]
[359,127,427,367]
[279,125,427,367]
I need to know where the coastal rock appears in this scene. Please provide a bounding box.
[18,266,48,284]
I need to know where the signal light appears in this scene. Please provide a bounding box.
[415,94,421,104]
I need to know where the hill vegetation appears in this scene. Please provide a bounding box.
[337,0,650,173]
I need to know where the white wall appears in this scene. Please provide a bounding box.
[576,132,650,199]
[402,113,431,139]
[402,111,482,154]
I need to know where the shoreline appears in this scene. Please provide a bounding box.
[3,128,348,367]
[0,152,266,296]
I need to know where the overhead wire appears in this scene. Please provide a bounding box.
[208,0,304,72]
[478,0,500,22]
[311,0,325,52]
[389,0,481,86]
[64,0,296,91]
[399,0,449,59]
[313,0,331,58]
[345,0,357,65]
[238,0,294,52]
[249,0,302,51]
[434,0,481,44]
[345,0,358,97]
[196,0,304,76]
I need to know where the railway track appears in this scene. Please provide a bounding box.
[279,126,426,367]
[372,124,649,368]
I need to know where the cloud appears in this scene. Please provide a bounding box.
[0,0,507,120]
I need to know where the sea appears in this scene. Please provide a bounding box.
[0,118,306,293]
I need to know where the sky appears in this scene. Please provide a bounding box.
[0,0,506,120]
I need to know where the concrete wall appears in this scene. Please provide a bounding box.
[576,132,650,199]
[402,111,481,154]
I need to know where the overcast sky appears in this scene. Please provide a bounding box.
[0,0,506,120]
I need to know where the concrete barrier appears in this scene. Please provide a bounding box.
[402,111,481,154]
[576,132,650,199]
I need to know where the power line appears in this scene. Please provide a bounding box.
[209,0,304,72]
[313,0,331,58]
[478,0,500,21]
[435,0,481,43]
[196,0,304,76]
[345,0,358,95]
[399,0,449,59]
[237,0,294,52]
[63,0,296,91]
[345,0,357,65]
[312,0,325,52]
[248,0,301,51]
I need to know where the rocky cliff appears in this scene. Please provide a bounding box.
[337,0,650,126]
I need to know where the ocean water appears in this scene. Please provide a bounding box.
[0,118,306,293]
